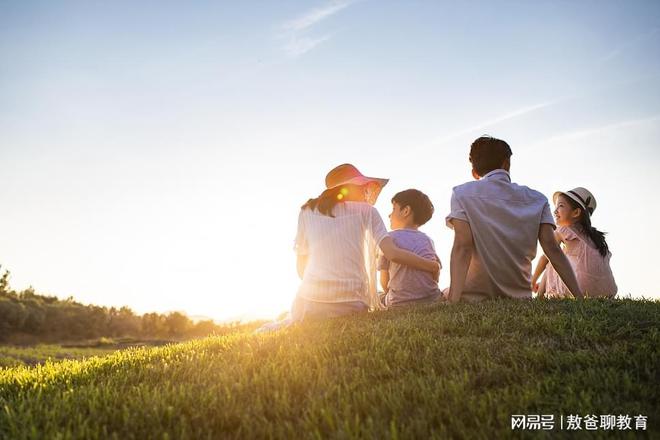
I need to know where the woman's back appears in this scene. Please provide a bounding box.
[295,201,387,303]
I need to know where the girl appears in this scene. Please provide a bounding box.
[532,187,617,298]
[292,163,440,321]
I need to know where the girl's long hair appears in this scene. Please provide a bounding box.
[301,186,346,217]
[565,197,610,257]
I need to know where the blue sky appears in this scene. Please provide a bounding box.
[2,1,660,320]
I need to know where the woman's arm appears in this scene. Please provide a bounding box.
[296,254,308,280]
[379,270,390,292]
[379,236,440,276]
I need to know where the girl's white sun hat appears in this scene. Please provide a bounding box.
[553,187,597,216]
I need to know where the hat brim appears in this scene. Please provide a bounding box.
[327,176,389,190]
[553,191,587,212]
[328,176,389,203]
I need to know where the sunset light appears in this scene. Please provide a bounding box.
[2,2,659,319]
[1,2,659,438]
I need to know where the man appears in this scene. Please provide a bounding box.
[446,136,582,303]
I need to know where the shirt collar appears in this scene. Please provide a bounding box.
[482,169,511,182]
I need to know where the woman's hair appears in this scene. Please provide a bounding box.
[301,186,348,217]
[564,196,610,257]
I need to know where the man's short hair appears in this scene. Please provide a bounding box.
[469,136,513,177]
[392,189,434,226]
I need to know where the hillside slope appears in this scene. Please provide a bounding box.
[1,299,658,439]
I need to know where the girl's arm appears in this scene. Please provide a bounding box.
[532,229,564,295]
[379,270,390,292]
[379,236,440,276]
[531,255,548,293]
[538,224,583,299]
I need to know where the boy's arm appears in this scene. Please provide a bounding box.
[538,224,583,299]
[379,270,390,292]
[379,236,440,276]
[448,219,474,304]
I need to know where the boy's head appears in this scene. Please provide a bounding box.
[469,136,512,178]
[389,189,434,229]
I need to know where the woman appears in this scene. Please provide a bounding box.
[291,163,439,321]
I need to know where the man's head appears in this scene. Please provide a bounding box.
[389,189,434,229]
[469,136,512,178]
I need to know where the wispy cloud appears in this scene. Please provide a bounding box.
[282,2,352,32]
[426,99,564,147]
[283,35,333,58]
[600,27,660,63]
[279,1,355,58]
[530,114,660,148]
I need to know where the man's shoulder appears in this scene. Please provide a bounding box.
[453,179,548,203]
[510,183,549,203]
[451,180,480,196]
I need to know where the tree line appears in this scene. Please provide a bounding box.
[0,268,238,343]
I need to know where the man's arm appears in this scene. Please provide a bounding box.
[448,219,474,304]
[379,270,390,292]
[538,224,583,299]
[296,254,308,280]
[379,236,440,277]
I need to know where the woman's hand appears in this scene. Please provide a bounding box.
[431,261,440,282]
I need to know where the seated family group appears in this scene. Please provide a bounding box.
[288,136,617,323]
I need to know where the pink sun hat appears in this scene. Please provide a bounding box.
[325,163,389,201]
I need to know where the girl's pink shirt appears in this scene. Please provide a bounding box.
[544,225,618,298]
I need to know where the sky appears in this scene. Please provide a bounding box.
[1,0,660,321]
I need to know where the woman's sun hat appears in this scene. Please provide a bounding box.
[553,187,597,216]
[325,163,389,201]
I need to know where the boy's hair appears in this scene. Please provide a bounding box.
[469,135,513,177]
[392,189,434,226]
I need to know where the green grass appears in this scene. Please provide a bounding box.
[0,344,118,368]
[0,337,186,369]
[0,299,658,439]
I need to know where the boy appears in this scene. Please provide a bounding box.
[378,189,443,308]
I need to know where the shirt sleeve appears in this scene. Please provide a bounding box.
[293,210,309,255]
[445,189,468,229]
[367,206,388,246]
[540,201,556,227]
[558,225,578,241]
[428,237,442,269]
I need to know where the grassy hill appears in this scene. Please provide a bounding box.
[1,299,658,439]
